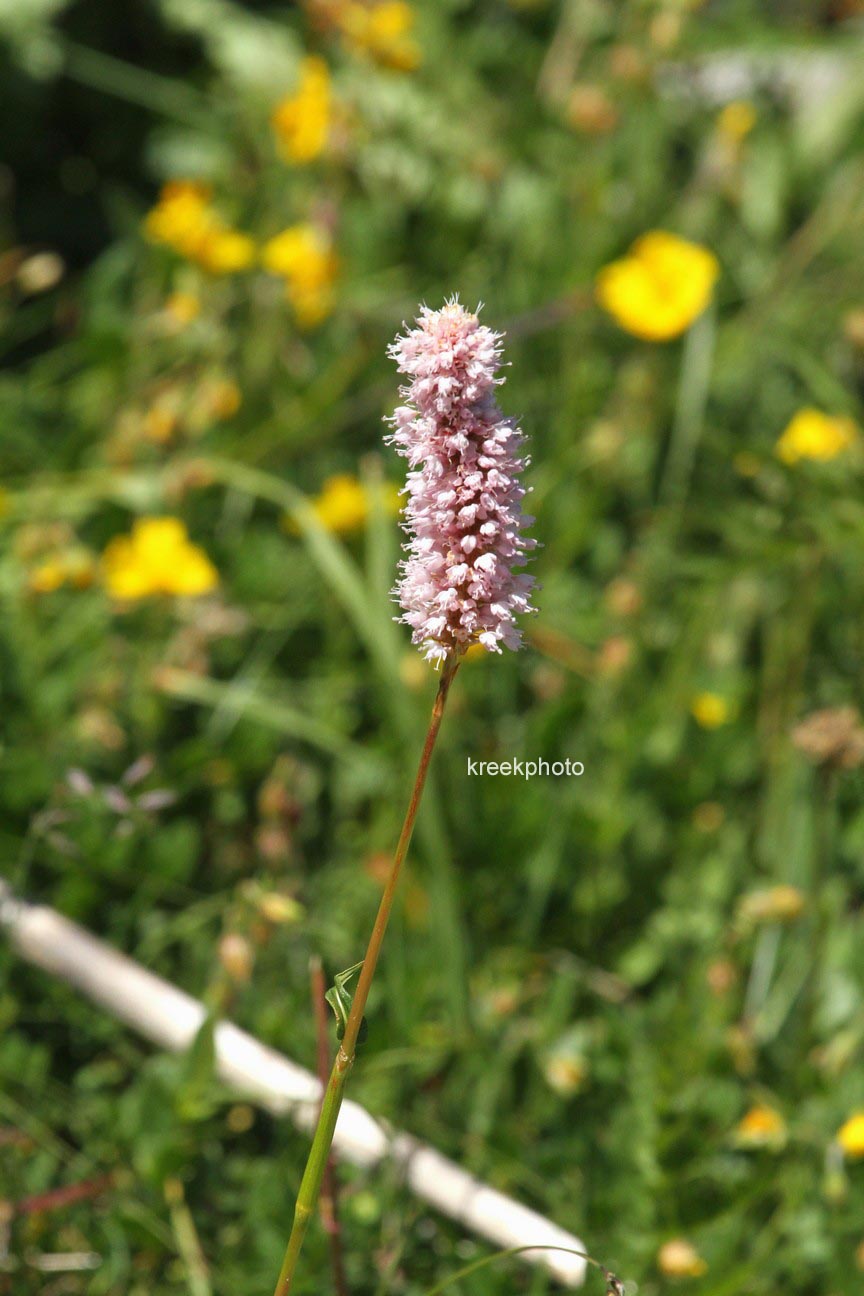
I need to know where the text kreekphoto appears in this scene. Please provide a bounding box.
[466,757,585,778]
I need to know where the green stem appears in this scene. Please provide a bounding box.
[803,765,838,1040]
[658,305,716,512]
[272,653,461,1296]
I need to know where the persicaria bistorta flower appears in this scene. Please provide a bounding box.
[387,299,537,664]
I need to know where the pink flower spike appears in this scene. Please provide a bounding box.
[387,298,537,664]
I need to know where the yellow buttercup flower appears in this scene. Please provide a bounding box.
[144,181,255,275]
[28,548,96,594]
[657,1239,707,1278]
[717,100,757,142]
[262,223,338,326]
[309,474,400,533]
[734,1104,787,1149]
[29,558,68,594]
[203,378,242,422]
[272,57,332,163]
[567,84,619,136]
[142,391,182,445]
[102,517,218,600]
[543,1050,587,1097]
[737,885,805,926]
[195,227,256,275]
[596,231,720,341]
[837,1113,864,1159]
[775,408,857,465]
[690,692,731,729]
[144,181,212,255]
[164,291,201,327]
[339,1,420,71]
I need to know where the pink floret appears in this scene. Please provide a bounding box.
[386,299,537,664]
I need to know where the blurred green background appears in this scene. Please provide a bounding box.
[4,1,864,1294]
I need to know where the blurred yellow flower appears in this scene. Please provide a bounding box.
[567,84,618,136]
[399,650,428,690]
[717,100,757,142]
[102,517,218,600]
[596,231,720,341]
[690,692,731,728]
[144,180,211,251]
[543,1052,587,1097]
[838,1113,864,1159]
[143,393,181,445]
[205,378,242,421]
[658,1238,707,1278]
[257,892,304,925]
[28,549,96,594]
[340,1,420,71]
[272,57,332,163]
[262,223,338,326]
[775,408,857,465]
[196,227,256,274]
[734,1104,787,1149]
[227,1103,255,1134]
[310,473,400,533]
[737,884,805,926]
[164,291,201,327]
[144,181,255,275]
[218,932,254,983]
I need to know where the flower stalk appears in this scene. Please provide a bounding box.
[272,653,460,1296]
[274,298,536,1293]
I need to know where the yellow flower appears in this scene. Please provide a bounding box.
[309,474,400,533]
[734,1104,787,1149]
[102,517,218,600]
[164,291,201,327]
[28,549,96,593]
[838,1113,864,1159]
[262,223,338,326]
[339,1,420,71]
[596,231,720,341]
[227,1103,255,1134]
[690,692,731,729]
[29,559,68,594]
[567,84,619,136]
[775,408,858,465]
[256,892,304,925]
[144,181,254,275]
[271,57,332,163]
[737,885,805,926]
[543,1052,587,1097]
[717,100,757,142]
[195,227,256,275]
[658,1239,707,1278]
[143,393,181,445]
[144,181,212,254]
[205,378,242,421]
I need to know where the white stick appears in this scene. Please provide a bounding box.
[0,884,586,1287]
